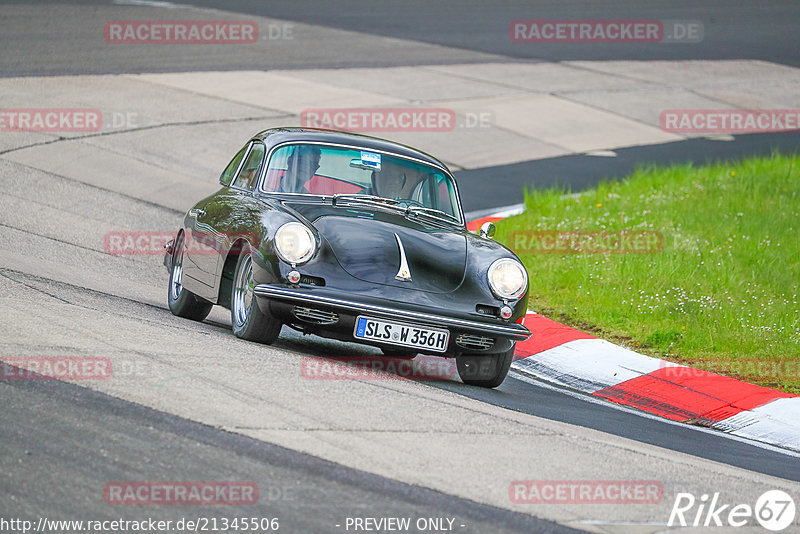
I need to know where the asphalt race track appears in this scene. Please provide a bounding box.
[5,0,799,73]
[1,364,577,534]
[2,2,800,533]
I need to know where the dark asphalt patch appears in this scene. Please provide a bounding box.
[455,131,800,212]
[0,366,583,534]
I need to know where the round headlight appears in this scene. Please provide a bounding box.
[275,222,316,265]
[488,258,528,300]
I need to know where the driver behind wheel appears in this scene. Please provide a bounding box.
[371,161,422,201]
[281,145,321,193]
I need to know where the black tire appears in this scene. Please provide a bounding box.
[230,242,282,344]
[380,347,417,359]
[456,343,515,388]
[168,232,213,321]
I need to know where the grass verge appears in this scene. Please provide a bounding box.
[495,152,800,393]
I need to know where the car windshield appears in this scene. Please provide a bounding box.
[260,143,462,222]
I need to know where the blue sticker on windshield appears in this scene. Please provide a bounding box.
[360,151,381,171]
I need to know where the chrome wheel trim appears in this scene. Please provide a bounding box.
[170,236,184,301]
[233,254,254,327]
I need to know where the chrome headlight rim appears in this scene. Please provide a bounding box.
[487,258,528,300]
[274,222,316,265]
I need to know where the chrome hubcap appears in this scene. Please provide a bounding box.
[233,254,254,327]
[170,236,184,301]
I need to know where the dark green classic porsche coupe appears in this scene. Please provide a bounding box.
[165,128,530,387]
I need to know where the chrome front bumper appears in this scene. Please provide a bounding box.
[253,284,531,341]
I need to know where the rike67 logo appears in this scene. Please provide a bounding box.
[669,490,796,531]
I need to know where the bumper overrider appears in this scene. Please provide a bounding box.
[253,284,531,356]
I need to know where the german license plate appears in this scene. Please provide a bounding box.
[354,316,449,353]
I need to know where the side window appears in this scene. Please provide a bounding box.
[232,142,266,191]
[220,144,249,186]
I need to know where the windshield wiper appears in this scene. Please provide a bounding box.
[331,195,461,225]
[332,194,401,206]
[406,206,461,225]
[331,194,407,214]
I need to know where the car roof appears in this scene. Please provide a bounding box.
[252,127,450,172]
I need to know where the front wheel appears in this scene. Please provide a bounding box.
[168,232,213,321]
[231,243,282,344]
[456,343,515,388]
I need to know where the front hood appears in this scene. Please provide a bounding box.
[312,213,467,293]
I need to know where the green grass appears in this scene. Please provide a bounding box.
[495,153,800,393]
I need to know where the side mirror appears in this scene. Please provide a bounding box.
[479,221,496,239]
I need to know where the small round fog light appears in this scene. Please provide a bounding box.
[287,270,301,284]
[500,305,513,320]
